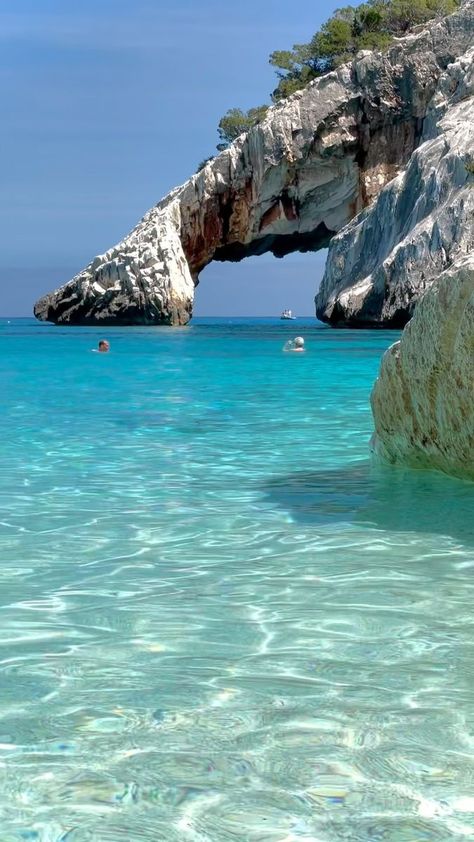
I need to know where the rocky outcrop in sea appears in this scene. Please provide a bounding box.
[371,255,474,479]
[34,1,474,326]
[365,14,474,479]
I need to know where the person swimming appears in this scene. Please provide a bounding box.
[92,339,110,353]
[283,336,305,353]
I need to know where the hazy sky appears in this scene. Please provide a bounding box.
[1,0,341,317]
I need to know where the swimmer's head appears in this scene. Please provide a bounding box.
[294,337,305,348]
[98,340,110,353]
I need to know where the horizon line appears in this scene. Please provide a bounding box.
[1,314,318,320]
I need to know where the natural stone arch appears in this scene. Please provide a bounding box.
[34,4,473,327]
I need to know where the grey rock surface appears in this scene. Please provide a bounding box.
[34,2,474,325]
[316,38,474,326]
[371,255,474,479]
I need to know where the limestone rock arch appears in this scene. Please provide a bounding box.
[34,3,473,326]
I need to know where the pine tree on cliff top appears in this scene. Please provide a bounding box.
[211,0,460,156]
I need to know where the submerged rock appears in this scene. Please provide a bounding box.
[371,256,474,480]
[34,2,474,326]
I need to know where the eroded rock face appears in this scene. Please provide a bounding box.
[316,38,474,327]
[34,2,474,325]
[34,205,195,326]
[371,256,474,479]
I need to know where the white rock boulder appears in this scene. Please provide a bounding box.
[371,256,474,479]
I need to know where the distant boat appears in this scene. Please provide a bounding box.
[280,309,296,320]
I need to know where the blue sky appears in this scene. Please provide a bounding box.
[1,0,341,316]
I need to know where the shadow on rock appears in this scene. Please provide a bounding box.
[262,461,474,546]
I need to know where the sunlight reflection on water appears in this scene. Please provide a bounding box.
[0,318,473,841]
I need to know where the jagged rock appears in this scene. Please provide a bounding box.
[34,2,474,325]
[34,205,195,326]
[316,38,474,327]
[371,256,474,479]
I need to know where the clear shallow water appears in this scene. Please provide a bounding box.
[1,317,474,842]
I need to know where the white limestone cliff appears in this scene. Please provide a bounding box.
[316,40,474,326]
[34,2,474,326]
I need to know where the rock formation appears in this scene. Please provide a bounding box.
[34,2,474,326]
[371,256,474,479]
[316,31,474,327]
[367,27,474,479]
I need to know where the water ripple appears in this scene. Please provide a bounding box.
[1,320,474,839]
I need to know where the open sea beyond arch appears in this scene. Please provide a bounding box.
[1,316,474,842]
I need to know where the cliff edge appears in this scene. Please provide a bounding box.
[316,25,474,326]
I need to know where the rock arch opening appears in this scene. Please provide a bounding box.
[194,251,328,318]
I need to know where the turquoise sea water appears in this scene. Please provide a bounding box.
[1,316,474,842]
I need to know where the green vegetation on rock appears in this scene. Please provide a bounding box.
[196,157,215,173]
[213,0,460,154]
[216,106,269,151]
[269,0,460,102]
